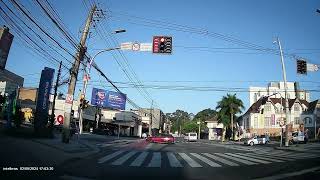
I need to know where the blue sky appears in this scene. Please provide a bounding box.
[2,0,320,114]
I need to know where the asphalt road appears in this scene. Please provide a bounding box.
[1,134,320,180]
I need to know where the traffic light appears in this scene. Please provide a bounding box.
[83,100,89,109]
[153,36,172,54]
[79,94,89,109]
[297,59,307,75]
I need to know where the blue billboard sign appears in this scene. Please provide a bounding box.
[91,88,126,110]
[34,67,55,130]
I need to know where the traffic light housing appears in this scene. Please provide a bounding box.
[153,36,172,54]
[79,94,89,109]
[297,59,307,75]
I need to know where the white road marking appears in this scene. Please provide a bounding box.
[225,153,271,164]
[98,150,124,164]
[190,153,221,167]
[167,152,183,167]
[178,153,202,167]
[111,151,137,165]
[215,153,257,165]
[253,166,320,180]
[130,152,148,167]
[148,152,161,167]
[202,153,239,166]
[237,153,284,163]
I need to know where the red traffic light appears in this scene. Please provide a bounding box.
[153,36,172,54]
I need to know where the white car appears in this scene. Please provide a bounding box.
[291,131,307,144]
[184,133,197,142]
[244,136,267,146]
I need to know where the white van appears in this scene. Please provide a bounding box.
[184,133,197,142]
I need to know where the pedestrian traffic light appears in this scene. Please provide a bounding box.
[297,59,307,75]
[152,36,172,54]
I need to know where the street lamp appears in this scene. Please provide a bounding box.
[78,29,126,134]
[274,37,291,147]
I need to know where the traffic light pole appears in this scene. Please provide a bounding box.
[275,37,291,147]
[62,5,96,143]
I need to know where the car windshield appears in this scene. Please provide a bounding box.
[190,133,197,136]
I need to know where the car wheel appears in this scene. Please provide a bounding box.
[249,141,254,146]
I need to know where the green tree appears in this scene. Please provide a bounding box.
[165,110,190,135]
[216,94,244,141]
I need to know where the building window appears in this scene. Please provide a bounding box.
[294,104,300,112]
[265,104,271,112]
[265,117,271,128]
[309,118,312,124]
[294,117,300,125]
[254,117,258,128]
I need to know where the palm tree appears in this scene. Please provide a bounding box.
[216,94,244,141]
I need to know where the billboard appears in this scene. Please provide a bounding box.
[34,67,55,130]
[91,88,126,110]
[0,27,14,69]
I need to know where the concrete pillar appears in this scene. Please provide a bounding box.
[137,124,142,137]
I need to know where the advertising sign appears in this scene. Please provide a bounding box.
[0,27,14,69]
[91,88,126,110]
[34,67,55,130]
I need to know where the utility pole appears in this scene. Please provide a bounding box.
[62,5,96,143]
[50,61,62,135]
[149,100,153,136]
[275,37,291,147]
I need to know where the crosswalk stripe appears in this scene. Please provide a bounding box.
[111,151,137,165]
[202,153,239,166]
[98,150,124,164]
[178,153,202,167]
[148,152,161,167]
[215,153,257,165]
[254,151,286,155]
[252,154,296,161]
[130,152,148,167]
[225,153,271,164]
[237,153,284,163]
[190,153,221,167]
[167,152,183,167]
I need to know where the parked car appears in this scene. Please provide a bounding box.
[184,132,198,142]
[244,135,267,146]
[291,131,307,144]
[147,134,175,144]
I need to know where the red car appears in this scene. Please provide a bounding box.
[147,134,175,144]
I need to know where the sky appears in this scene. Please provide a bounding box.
[2,0,320,115]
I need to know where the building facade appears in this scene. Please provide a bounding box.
[301,100,320,138]
[132,108,165,135]
[249,82,310,106]
[242,97,309,136]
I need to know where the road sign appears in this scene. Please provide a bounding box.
[153,36,172,54]
[120,42,133,50]
[65,94,73,104]
[307,63,319,72]
[140,43,152,51]
[57,115,64,124]
[132,42,140,51]
[280,120,284,126]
